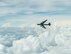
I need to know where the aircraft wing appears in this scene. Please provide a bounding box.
[41,19,47,24]
[41,25,46,29]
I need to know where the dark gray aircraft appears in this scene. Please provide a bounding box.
[37,20,51,29]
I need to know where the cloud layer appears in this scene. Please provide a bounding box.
[0,0,71,17]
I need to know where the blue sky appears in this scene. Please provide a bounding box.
[0,0,71,27]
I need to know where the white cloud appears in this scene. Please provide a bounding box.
[1,21,12,27]
[0,44,7,54]
[7,36,43,54]
[0,21,71,54]
[47,46,71,54]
